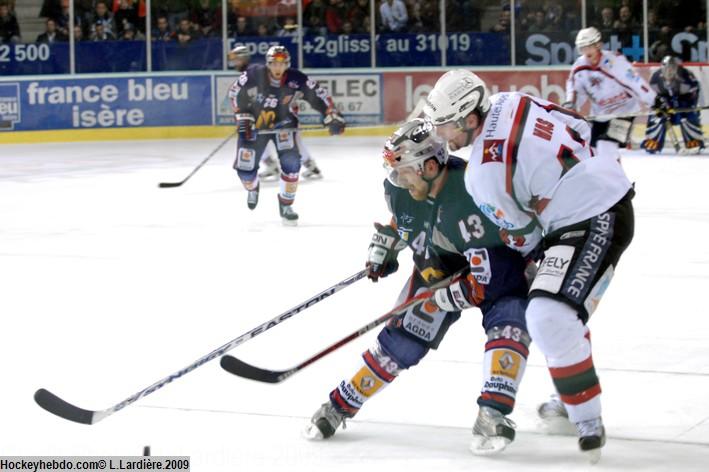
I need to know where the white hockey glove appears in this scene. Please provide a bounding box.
[323,111,346,135]
[235,113,256,141]
[432,273,484,312]
[366,223,407,282]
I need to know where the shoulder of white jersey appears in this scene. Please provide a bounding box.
[570,55,593,76]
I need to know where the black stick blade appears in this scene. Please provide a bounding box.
[34,388,95,425]
[158,182,182,188]
[220,355,284,383]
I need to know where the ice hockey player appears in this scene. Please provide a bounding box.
[227,45,345,225]
[227,45,325,180]
[305,118,533,455]
[227,45,251,73]
[564,27,655,158]
[424,69,636,463]
[642,55,705,154]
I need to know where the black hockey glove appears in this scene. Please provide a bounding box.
[431,273,484,312]
[323,111,346,136]
[236,113,256,141]
[366,223,407,281]
[653,96,672,118]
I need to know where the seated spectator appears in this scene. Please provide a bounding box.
[304,0,327,29]
[277,17,298,37]
[490,6,511,33]
[255,22,270,37]
[0,0,20,43]
[305,14,327,36]
[325,0,346,33]
[153,15,173,41]
[409,1,437,33]
[91,20,115,40]
[152,0,190,31]
[380,0,408,32]
[114,0,139,38]
[72,24,85,41]
[613,5,638,32]
[598,6,614,35]
[174,18,198,43]
[36,17,67,43]
[341,20,354,35]
[91,1,115,36]
[347,0,368,32]
[527,9,548,32]
[55,0,82,39]
[192,0,220,38]
[232,15,254,37]
[121,22,144,40]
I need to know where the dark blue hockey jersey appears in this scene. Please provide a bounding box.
[227,64,335,130]
[650,66,700,105]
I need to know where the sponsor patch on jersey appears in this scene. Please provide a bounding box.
[352,366,384,397]
[491,350,521,379]
[482,140,505,164]
[531,245,574,294]
[479,204,515,230]
[465,248,492,284]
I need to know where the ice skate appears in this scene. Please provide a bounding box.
[279,200,298,226]
[537,394,576,435]
[469,406,516,455]
[576,417,606,464]
[302,159,322,180]
[246,183,259,210]
[303,402,347,440]
[258,156,280,181]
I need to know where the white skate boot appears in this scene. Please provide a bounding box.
[302,159,322,179]
[303,402,347,440]
[537,394,575,435]
[576,417,606,464]
[469,406,516,455]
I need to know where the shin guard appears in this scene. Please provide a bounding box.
[478,325,531,415]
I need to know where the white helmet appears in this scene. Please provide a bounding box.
[383,118,448,187]
[266,45,291,68]
[229,45,250,58]
[423,69,491,127]
[575,27,602,51]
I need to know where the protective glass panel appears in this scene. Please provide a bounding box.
[447,0,510,66]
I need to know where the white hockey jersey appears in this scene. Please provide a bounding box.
[566,50,656,120]
[464,92,632,256]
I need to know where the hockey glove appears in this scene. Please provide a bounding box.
[653,96,672,118]
[366,223,407,281]
[432,273,484,312]
[236,113,256,141]
[323,111,346,135]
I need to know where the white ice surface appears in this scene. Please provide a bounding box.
[1,136,708,470]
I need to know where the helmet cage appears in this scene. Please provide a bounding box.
[383,119,448,188]
[661,56,680,81]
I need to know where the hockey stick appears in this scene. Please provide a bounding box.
[158,130,237,188]
[666,120,682,153]
[220,269,466,383]
[34,269,368,424]
[587,104,709,122]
